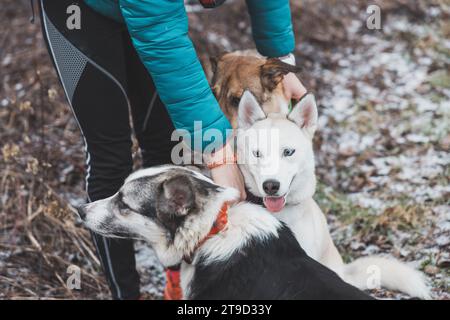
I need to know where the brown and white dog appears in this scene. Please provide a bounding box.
[210,51,430,299]
[208,51,299,128]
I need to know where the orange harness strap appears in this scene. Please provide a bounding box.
[164,268,182,300]
[196,202,229,249]
[163,203,229,300]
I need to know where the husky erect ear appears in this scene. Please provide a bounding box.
[260,58,301,91]
[288,93,318,138]
[238,90,266,129]
[159,174,195,217]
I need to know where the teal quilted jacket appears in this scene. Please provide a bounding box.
[84,0,295,150]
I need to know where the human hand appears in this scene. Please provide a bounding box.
[282,72,307,101]
[210,163,246,202]
[203,141,246,202]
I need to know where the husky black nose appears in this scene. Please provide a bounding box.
[77,205,87,220]
[263,180,280,195]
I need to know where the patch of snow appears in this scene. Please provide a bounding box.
[206,32,232,51]
[348,193,386,211]
[362,244,380,255]
[435,235,450,247]
[135,242,164,272]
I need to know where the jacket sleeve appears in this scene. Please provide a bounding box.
[119,0,231,151]
[246,0,295,58]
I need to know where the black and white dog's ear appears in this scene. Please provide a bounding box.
[160,175,195,217]
[238,90,266,129]
[288,93,318,138]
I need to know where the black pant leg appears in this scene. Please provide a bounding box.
[40,0,139,299]
[122,31,178,168]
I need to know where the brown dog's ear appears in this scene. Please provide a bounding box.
[260,58,301,91]
[209,56,220,78]
[209,52,229,85]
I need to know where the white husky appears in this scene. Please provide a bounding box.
[235,91,430,299]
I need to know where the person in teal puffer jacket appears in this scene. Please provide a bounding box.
[39,0,306,299]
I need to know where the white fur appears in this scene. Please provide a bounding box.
[196,202,281,264]
[172,186,239,256]
[125,165,173,182]
[181,202,282,299]
[343,256,430,299]
[236,99,316,202]
[276,199,339,265]
[237,93,431,299]
[84,166,240,268]
[288,93,318,138]
[238,91,267,130]
[275,94,290,115]
[82,195,115,232]
[180,262,196,299]
[126,165,215,184]
[83,191,184,266]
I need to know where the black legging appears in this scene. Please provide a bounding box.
[40,0,177,299]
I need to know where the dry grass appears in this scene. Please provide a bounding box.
[1,0,108,299]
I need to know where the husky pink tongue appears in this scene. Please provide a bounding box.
[263,196,286,213]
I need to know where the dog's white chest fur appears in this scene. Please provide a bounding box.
[277,198,332,262]
[180,202,281,299]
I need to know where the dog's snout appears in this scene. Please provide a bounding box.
[77,205,87,220]
[263,180,280,195]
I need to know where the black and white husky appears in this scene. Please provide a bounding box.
[78,166,371,300]
[235,91,430,299]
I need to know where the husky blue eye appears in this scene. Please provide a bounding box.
[252,150,262,158]
[283,148,295,157]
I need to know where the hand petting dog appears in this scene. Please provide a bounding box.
[208,66,307,204]
[282,72,307,101]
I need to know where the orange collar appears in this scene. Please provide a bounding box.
[184,202,229,264]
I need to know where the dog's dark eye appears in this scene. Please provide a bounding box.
[230,96,241,107]
[252,150,262,158]
[283,148,295,157]
[118,201,133,213]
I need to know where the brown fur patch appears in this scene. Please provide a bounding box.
[211,52,301,128]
